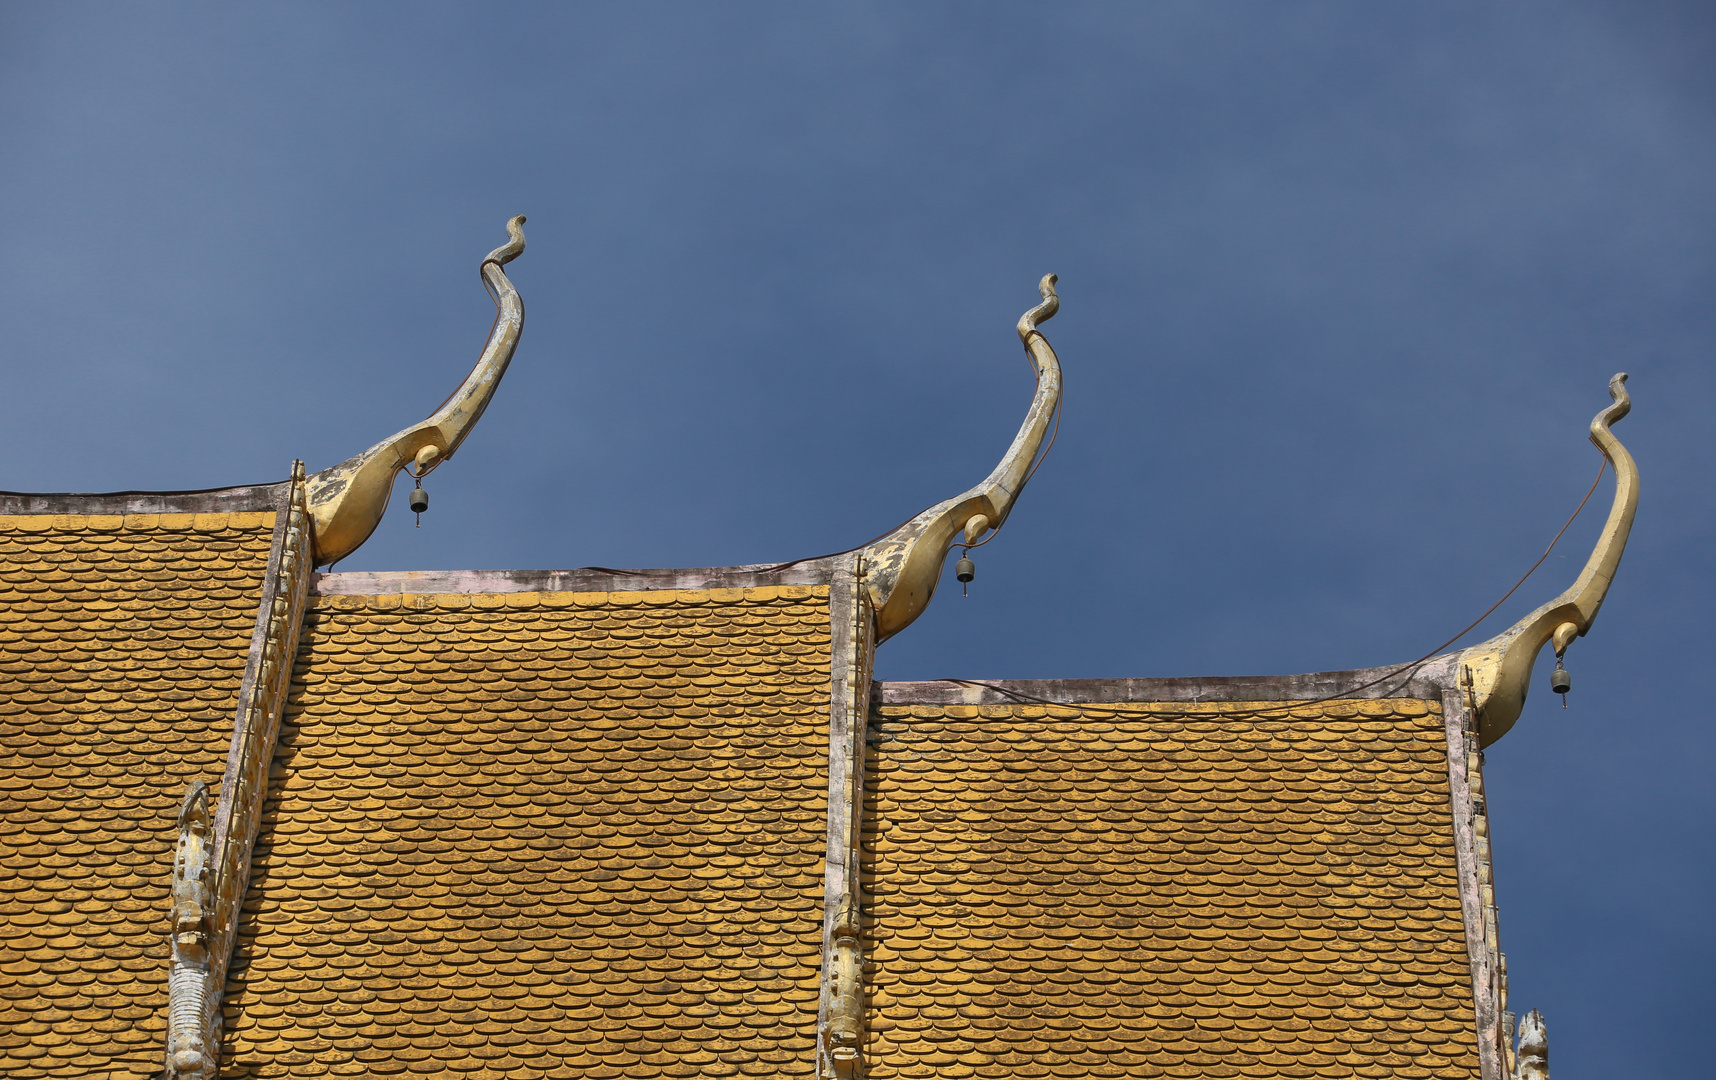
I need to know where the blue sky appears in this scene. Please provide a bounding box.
[2,5,1710,1075]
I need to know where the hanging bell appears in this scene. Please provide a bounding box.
[1550,656,1570,696]
[955,555,975,584]
[408,482,428,528]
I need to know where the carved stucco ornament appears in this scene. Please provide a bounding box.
[305,215,527,565]
[165,782,215,1079]
[1513,1008,1548,1080]
[861,274,1062,643]
[1457,373,1638,746]
[820,893,865,1079]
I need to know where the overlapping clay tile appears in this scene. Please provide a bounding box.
[863,700,1475,1080]
[223,585,831,1079]
[0,513,275,1080]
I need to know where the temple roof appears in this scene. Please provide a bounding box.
[863,696,1475,1080]
[0,511,277,1080]
[222,585,832,1079]
[0,222,1641,1080]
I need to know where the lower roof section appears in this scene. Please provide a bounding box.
[862,696,1476,1080]
[0,510,277,1080]
[222,584,834,1079]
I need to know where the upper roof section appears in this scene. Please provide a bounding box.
[0,219,1638,721]
[0,219,1068,652]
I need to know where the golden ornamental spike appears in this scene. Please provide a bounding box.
[861,274,1062,643]
[305,215,527,565]
[1457,373,1638,745]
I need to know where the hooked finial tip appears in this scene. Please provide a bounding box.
[1594,371,1631,433]
[487,215,527,267]
[1019,274,1061,340]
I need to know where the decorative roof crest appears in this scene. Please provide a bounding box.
[861,274,1062,643]
[1458,373,1638,745]
[305,215,527,565]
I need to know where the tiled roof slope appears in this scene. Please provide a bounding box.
[863,698,1475,1080]
[0,512,276,1080]
[223,585,832,1079]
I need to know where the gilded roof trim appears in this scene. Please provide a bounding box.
[166,782,215,1078]
[1457,373,1639,746]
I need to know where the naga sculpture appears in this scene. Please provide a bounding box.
[861,274,1062,642]
[1514,1009,1548,1080]
[819,893,864,1079]
[165,782,215,1079]
[305,215,527,565]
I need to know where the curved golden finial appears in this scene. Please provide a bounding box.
[305,215,527,565]
[861,274,1062,643]
[1458,373,1638,745]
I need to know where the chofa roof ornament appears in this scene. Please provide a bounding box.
[861,274,1062,643]
[1458,373,1638,745]
[305,215,527,565]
